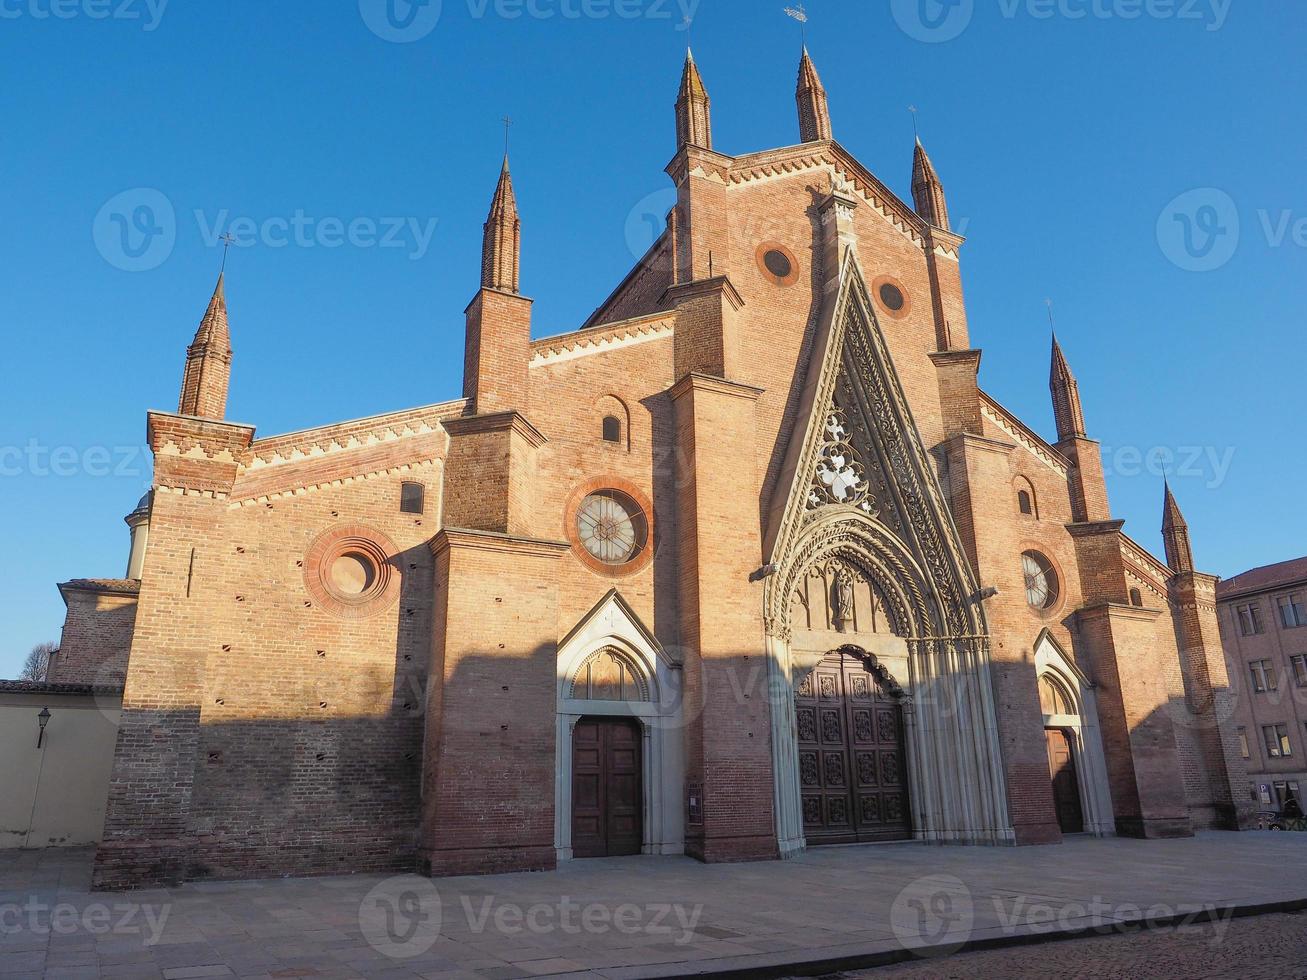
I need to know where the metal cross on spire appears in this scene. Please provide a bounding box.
[1046,298,1057,333]
[219,232,236,274]
[908,104,920,141]
[501,115,513,159]
[784,3,808,44]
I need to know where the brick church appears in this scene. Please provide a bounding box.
[53,49,1252,889]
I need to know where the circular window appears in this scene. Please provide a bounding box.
[756,243,800,287]
[872,275,912,319]
[1021,551,1060,611]
[304,527,400,618]
[577,490,648,565]
[565,478,656,576]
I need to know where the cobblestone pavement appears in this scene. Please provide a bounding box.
[827,910,1307,979]
[0,832,1303,978]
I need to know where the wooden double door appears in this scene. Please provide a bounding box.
[796,651,912,844]
[571,717,643,858]
[1045,727,1085,834]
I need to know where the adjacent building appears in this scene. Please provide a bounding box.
[50,48,1252,889]
[1216,557,1307,812]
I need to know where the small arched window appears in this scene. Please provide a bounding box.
[399,482,425,515]
[1130,588,1143,607]
[1018,490,1033,515]
[602,415,622,444]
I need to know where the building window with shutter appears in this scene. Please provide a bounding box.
[1278,593,1306,629]
[1237,603,1264,636]
[1250,660,1277,693]
[1263,724,1291,758]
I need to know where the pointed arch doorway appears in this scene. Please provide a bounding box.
[796,648,912,844]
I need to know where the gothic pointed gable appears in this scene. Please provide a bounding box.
[764,250,982,641]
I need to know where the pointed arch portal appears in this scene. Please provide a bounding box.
[763,247,1015,854]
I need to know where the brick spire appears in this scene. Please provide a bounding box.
[911,137,950,231]
[796,47,832,143]
[481,156,521,294]
[675,49,712,150]
[1162,481,1195,574]
[1049,333,1087,441]
[178,274,233,419]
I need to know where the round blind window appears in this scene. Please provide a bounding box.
[879,282,906,312]
[763,249,793,279]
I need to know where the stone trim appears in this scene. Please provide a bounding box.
[442,411,548,448]
[431,528,570,559]
[662,275,745,311]
[667,372,764,404]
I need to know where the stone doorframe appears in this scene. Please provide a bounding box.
[765,511,1016,856]
[554,590,685,861]
[1035,629,1116,837]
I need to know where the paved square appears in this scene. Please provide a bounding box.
[1,833,1304,979]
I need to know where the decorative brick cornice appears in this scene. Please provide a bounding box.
[246,400,465,471]
[1120,532,1174,586]
[668,372,765,404]
[431,527,570,559]
[147,411,256,461]
[979,393,1070,478]
[442,411,547,448]
[530,314,674,368]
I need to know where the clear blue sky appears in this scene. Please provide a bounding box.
[1,1,1302,677]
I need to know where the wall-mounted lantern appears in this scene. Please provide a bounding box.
[37,707,51,748]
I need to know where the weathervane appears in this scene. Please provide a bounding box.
[908,104,920,140]
[784,3,808,44]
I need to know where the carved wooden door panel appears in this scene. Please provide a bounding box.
[1045,727,1084,834]
[572,717,643,857]
[796,651,911,844]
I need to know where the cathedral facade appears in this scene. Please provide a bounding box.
[55,50,1251,889]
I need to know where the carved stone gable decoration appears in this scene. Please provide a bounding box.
[808,407,875,515]
[766,251,983,643]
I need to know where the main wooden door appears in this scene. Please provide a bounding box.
[1045,727,1084,834]
[571,717,643,857]
[796,651,911,844]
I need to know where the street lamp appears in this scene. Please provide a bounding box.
[37,707,51,748]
